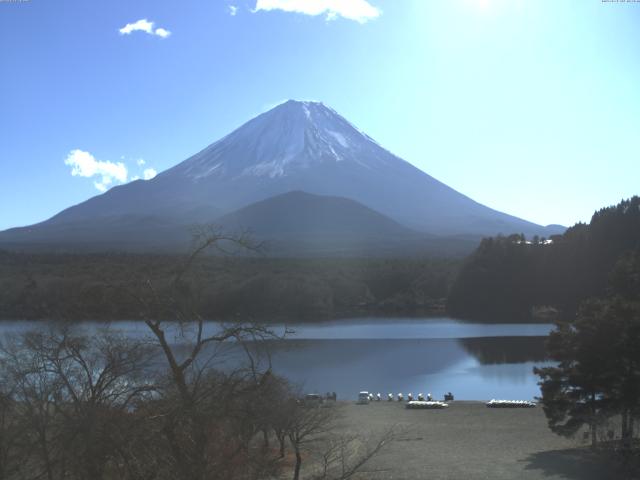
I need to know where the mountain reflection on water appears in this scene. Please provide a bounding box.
[261,335,550,401]
[459,336,548,364]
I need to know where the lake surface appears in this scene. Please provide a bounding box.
[0,317,553,401]
[263,318,553,401]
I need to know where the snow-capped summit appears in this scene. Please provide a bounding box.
[169,100,393,180]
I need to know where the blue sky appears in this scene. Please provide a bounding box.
[1,0,639,230]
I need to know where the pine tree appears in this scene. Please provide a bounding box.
[535,297,640,448]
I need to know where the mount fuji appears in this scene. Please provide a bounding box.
[0,100,563,254]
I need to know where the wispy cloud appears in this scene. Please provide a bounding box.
[143,168,157,180]
[154,27,171,38]
[65,151,159,192]
[119,19,172,38]
[253,0,381,23]
[228,5,239,16]
[65,150,128,193]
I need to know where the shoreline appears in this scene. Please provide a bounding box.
[0,311,553,324]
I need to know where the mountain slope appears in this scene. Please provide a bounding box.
[0,100,564,253]
[0,192,477,256]
[0,214,193,252]
[217,191,420,238]
[216,191,436,255]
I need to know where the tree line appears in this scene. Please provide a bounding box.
[0,250,458,322]
[518,198,640,468]
[447,196,640,322]
[534,253,640,470]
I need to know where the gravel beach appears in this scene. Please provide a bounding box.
[325,400,620,480]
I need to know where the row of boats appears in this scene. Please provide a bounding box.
[358,391,438,403]
[357,391,451,409]
[406,400,449,409]
[357,392,536,409]
[486,399,536,408]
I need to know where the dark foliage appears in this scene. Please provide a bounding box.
[0,254,459,321]
[534,297,640,449]
[535,251,640,450]
[448,196,640,321]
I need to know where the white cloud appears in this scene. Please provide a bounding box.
[228,5,239,16]
[253,0,381,23]
[65,149,161,191]
[119,19,153,35]
[93,182,107,193]
[154,27,171,38]
[65,149,128,193]
[119,19,171,38]
[143,168,157,180]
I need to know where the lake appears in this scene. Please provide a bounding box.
[262,318,553,401]
[0,317,553,401]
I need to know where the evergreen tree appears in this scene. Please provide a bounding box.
[535,297,640,448]
[535,299,613,447]
[448,196,640,321]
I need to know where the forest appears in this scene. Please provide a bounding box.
[0,251,457,321]
[447,196,640,322]
[2,196,638,324]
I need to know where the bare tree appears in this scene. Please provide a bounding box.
[0,376,24,480]
[121,226,286,480]
[284,400,398,480]
[0,324,156,480]
[0,226,394,480]
[264,377,296,458]
[287,404,338,480]
[312,427,397,480]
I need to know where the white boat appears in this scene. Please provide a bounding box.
[486,399,536,408]
[406,400,449,409]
